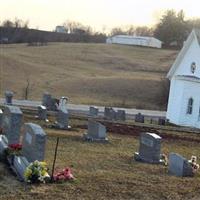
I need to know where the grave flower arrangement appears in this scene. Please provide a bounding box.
[188,156,199,174]
[53,167,74,182]
[5,143,22,157]
[160,153,168,166]
[24,160,50,183]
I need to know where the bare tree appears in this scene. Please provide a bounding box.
[23,76,33,100]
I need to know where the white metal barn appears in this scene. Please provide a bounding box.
[106,35,162,48]
[166,29,200,128]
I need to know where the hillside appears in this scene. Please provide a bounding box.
[0,43,178,110]
[1,115,200,200]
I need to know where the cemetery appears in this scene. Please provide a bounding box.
[0,94,200,200]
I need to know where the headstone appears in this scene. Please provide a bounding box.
[83,120,108,142]
[42,92,51,109]
[5,91,14,105]
[134,132,164,164]
[135,113,144,123]
[0,109,3,128]
[37,105,48,121]
[13,156,30,181]
[158,118,166,126]
[0,135,8,158]
[22,123,46,163]
[55,109,70,129]
[89,106,99,117]
[1,106,23,145]
[169,153,193,177]
[116,110,126,121]
[104,107,116,120]
[42,92,58,111]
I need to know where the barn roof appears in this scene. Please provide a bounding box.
[167,29,200,80]
[111,35,162,42]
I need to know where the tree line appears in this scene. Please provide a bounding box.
[1,10,200,48]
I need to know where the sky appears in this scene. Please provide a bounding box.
[0,0,200,32]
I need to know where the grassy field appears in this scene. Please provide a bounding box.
[0,43,178,110]
[0,116,200,200]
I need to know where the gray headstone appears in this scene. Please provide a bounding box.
[42,92,51,108]
[84,120,107,141]
[89,106,99,117]
[104,107,116,120]
[169,153,193,177]
[0,109,3,128]
[42,92,58,111]
[158,118,166,125]
[116,110,126,121]
[37,105,47,120]
[22,123,46,163]
[13,156,30,181]
[5,91,14,105]
[2,106,23,145]
[134,132,162,163]
[56,109,69,129]
[0,135,8,158]
[135,113,144,123]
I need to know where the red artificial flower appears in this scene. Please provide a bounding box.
[8,143,22,151]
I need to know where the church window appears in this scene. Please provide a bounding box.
[191,62,196,74]
[187,98,193,114]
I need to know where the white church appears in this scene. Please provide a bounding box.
[166,29,200,128]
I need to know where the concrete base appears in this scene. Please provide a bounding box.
[83,133,108,142]
[53,122,71,130]
[35,115,49,122]
[134,152,165,164]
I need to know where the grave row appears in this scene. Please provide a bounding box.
[4,91,166,126]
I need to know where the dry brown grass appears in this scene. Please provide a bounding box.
[0,115,200,200]
[0,43,178,110]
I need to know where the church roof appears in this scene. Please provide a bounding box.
[167,29,200,80]
[193,29,200,45]
[177,75,200,81]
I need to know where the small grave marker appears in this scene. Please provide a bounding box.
[135,113,144,123]
[116,110,126,121]
[169,153,193,177]
[5,91,13,105]
[104,107,116,120]
[83,120,108,142]
[89,106,99,117]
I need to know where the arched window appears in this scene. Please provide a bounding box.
[187,98,193,114]
[191,62,196,74]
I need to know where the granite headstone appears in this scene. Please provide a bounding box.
[1,106,23,145]
[13,156,30,181]
[104,107,116,120]
[84,120,108,142]
[135,113,144,123]
[116,110,126,121]
[37,105,48,121]
[89,106,99,117]
[169,153,193,177]
[5,91,13,105]
[134,132,163,164]
[22,123,46,163]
